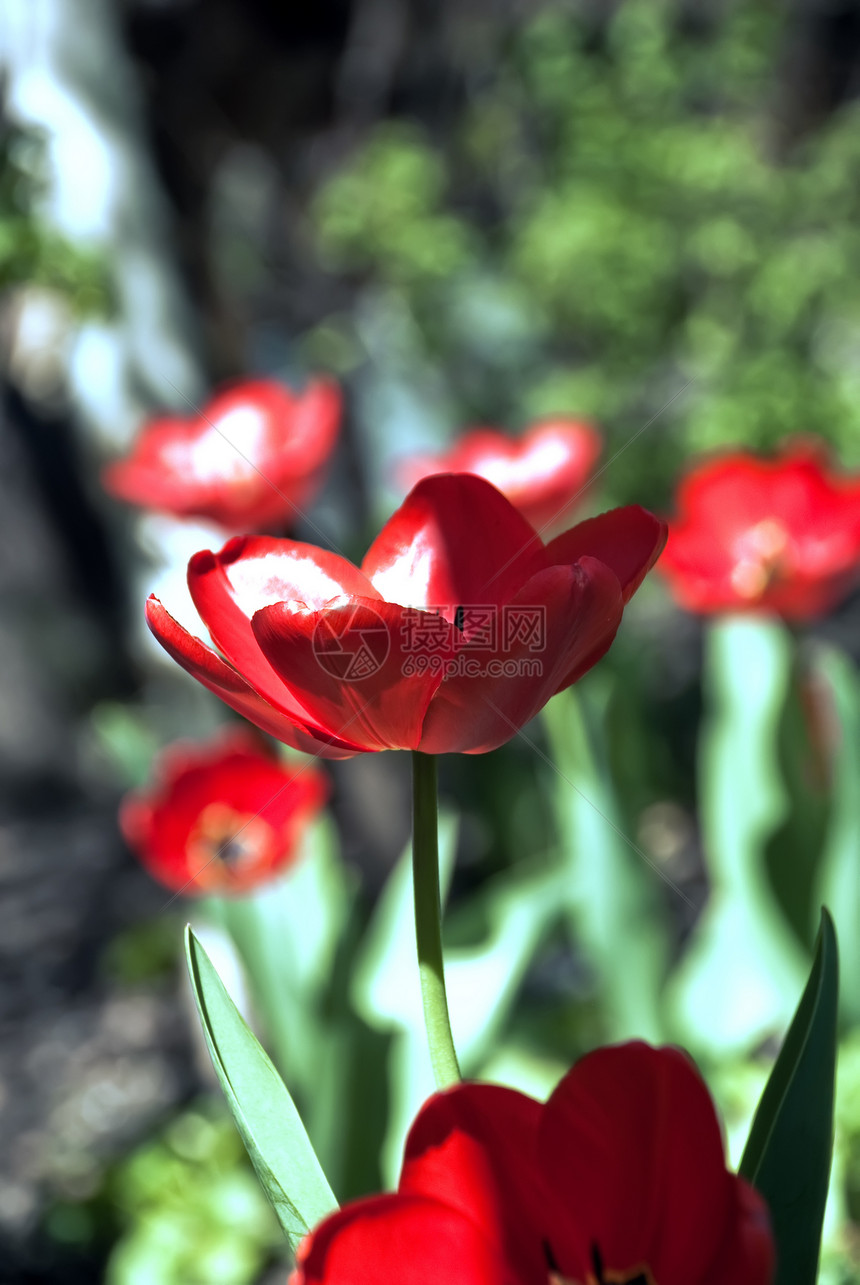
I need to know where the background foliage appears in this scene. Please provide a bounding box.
[4,1,860,1282]
[310,0,860,507]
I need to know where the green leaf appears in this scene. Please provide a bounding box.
[207,813,350,1099]
[184,927,338,1250]
[739,909,839,1285]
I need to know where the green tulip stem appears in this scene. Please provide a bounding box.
[411,751,461,1089]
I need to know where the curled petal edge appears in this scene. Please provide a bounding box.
[145,596,362,759]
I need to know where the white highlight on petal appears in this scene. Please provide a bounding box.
[165,406,268,484]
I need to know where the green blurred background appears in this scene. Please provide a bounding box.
[3,1,860,1282]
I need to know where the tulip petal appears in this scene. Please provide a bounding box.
[662,444,860,618]
[103,445,191,512]
[545,504,668,602]
[699,1180,775,1285]
[671,444,860,544]
[105,394,271,522]
[399,1083,549,1285]
[293,1193,517,1285]
[397,430,509,493]
[104,379,342,530]
[189,536,381,716]
[501,419,602,532]
[120,731,329,895]
[362,474,548,619]
[252,598,454,752]
[145,596,361,758]
[275,378,341,472]
[537,1043,733,1285]
[417,559,623,754]
[398,420,601,533]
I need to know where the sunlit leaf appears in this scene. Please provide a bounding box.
[185,927,337,1250]
[209,814,349,1098]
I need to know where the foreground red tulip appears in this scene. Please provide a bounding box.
[659,442,860,619]
[146,474,665,757]
[119,729,328,895]
[292,1042,774,1285]
[400,418,601,532]
[104,378,341,531]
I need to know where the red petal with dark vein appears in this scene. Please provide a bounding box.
[252,598,454,751]
[537,1044,733,1285]
[545,505,668,602]
[362,474,548,621]
[189,536,380,717]
[418,559,623,754]
[145,597,361,758]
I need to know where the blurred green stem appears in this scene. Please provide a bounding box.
[206,892,306,1092]
[411,751,461,1088]
[667,617,809,1054]
[542,685,666,1042]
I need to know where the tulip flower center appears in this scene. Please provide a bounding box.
[730,517,791,599]
[185,802,274,888]
[544,1241,654,1285]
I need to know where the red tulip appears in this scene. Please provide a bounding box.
[401,418,601,532]
[104,378,341,531]
[659,442,860,619]
[119,729,328,895]
[146,474,665,757]
[291,1042,774,1285]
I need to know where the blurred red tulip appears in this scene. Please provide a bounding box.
[146,474,665,757]
[660,442,860,619]
[292,1042,774,1285]
[400,418,601,532]
[104,378,341,532]
[119,729,328,895]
